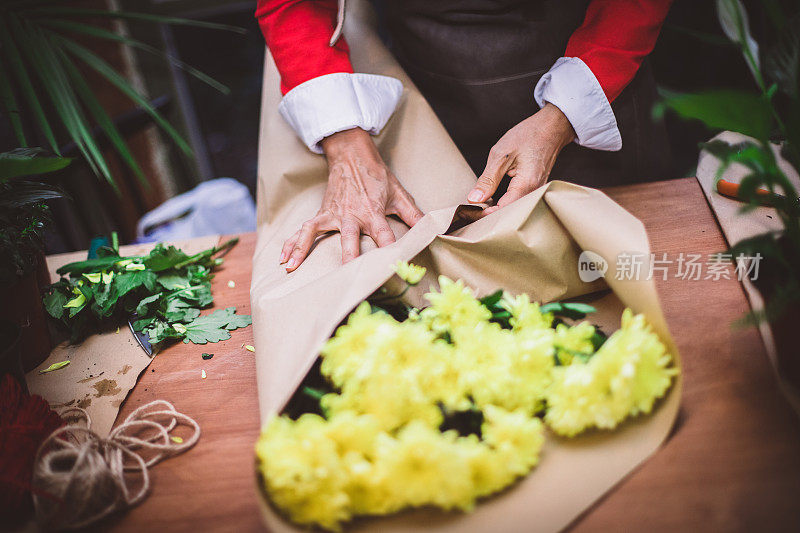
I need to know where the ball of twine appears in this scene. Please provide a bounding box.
[32,400,200,530]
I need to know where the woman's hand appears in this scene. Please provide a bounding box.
[281,127,424,272]
[466,103,576,214]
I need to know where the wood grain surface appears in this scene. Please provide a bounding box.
[101,177,800,532]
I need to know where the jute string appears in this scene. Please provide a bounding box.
[32,400,200,530]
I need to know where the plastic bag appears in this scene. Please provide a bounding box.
[136,178,256,243]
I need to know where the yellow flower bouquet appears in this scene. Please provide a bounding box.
[256,262,678,531]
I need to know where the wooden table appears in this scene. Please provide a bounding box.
[106,178,800,532]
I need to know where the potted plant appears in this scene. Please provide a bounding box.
[0,149,71,371]
[659,0,800,386]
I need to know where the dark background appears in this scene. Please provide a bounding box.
[0,1,773,253]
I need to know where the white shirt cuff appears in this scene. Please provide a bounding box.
[278,72,403,154]
[534,57,622,152]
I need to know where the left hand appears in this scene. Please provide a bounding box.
[466,103,576,215]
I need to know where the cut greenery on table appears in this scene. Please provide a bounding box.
[43,236,251,348]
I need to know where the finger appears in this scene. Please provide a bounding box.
[468,145,513,203]
[496,181,530,208]
[280,230,301,264]
[340,218,361,263]
[390,194,424,227]
[367,217,396,248]
[286,217,332,272]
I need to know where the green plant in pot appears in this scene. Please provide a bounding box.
[0,148,71,372]
[658,0,800,387]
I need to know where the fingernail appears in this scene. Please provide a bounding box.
[279,252,287,264]
[468,189,483,203]
[286,258,297,270]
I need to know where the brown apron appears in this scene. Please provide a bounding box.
[376,0,671,187]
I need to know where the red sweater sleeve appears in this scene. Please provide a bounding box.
[255,0,353,95]
[565,0,673,102]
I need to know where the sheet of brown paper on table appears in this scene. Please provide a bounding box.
[696,131,800,414]
[250,2,681,531]
[25,235,220,437]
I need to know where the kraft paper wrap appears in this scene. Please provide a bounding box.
[250,2,681,530]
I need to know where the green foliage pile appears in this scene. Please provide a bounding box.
[43,237,251,347]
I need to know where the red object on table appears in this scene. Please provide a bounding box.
[0,374,63,524]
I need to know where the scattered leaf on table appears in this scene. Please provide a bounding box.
[201,369,207,379]
[202,352,214,360]
[39,360,70,374]
[245,345,255,352]
[171,436,184,444]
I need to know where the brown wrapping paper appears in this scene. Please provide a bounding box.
[696,131,800,414]
[26,236,219,437]
[250,1,681,530]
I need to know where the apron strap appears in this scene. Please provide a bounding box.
[329,0,346,46]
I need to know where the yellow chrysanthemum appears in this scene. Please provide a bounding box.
[255,414,351,531]
[420,276,491,333]
[553,321,596,365]
[545,309,678,437]
[392,260,427,285]
[258,277,677,531]
[500,293,553,331]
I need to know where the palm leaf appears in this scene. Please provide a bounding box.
[0,3,239,191]
[0,181,67,209]
[26,7,247,34]
[42,19,230,94]
[0,17,60,154]
[14,16,107,180]
[0,56,27,147]
[57,45,147,186]
[56,35,194,156]
[0,148,72,179]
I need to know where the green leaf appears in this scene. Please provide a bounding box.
[113,270,157,297]
[0,17,59,154]
[0,148,71,180]
[56,36,193,156]
[135,293,162,316]
[142,319,179,345]
[28,7,247,34]
[181,307,252,345]
[57,256,125,276]
[43,289,68,319]
[163,298,200,323]
[540,302,596,320]
[0,57,27,147]
[479,289,504,309]
[656,89,772,140]
[39,360,70,373]
[42,19,230,95]
[144,244,191,272]
[201,353,214,360]
[157,274,190,290]
[15,18,107,179]
[0,180,65,208]
[57,44,145,188]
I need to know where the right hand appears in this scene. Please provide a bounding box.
[280,127,424,272]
